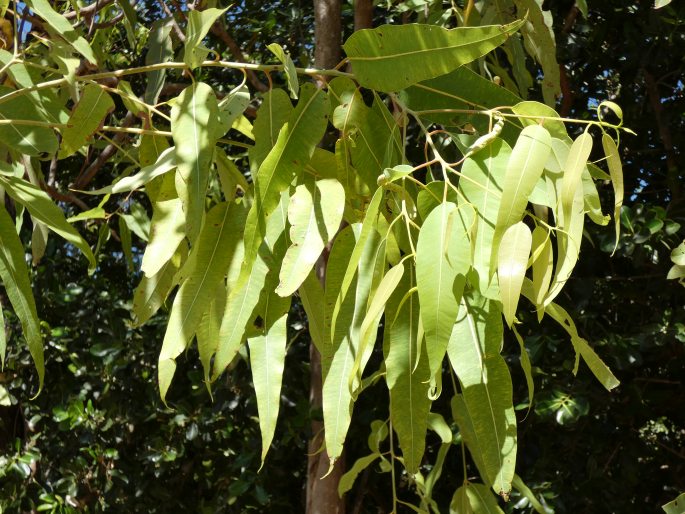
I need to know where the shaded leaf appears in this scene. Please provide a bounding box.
[268,43,299,99]
[183,8,227,69]
[59,84,114,158]
[141,198,185,277]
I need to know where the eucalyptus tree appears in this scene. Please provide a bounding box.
[0,0,634,511]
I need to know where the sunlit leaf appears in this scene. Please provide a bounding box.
[141,198,185,277]
[560,132,593,226]
[450,482,505,514]
[59,84,114,158]
[344,20,525,92]
[338,453,379,497]
[498,222,531,327]
[602,134,624,255]
[0,85,59,156]
[268,43,299,99]
[183,7,228,69]
[197,283,225,394]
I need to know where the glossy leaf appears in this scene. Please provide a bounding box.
[277,178,345,296]
[59,84,114,158]
[172,82,221,243]
[0,205,43,390]
[447,294,517,496]
[0,174,96,271]
[158,201,247,402]
[560,132,593,226]
[344,20,525,92]
[498,222,531,327]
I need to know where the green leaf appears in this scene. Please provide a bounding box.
[493,124,551,272]
[215,149,250,200]
[299,270,325,353]
[212,193,289,379]
[59,84,114,158]
[447,294,517,496]
[0,85,59,156]
[25,0,97,64]
[511,327,534,415]
[248,88,293,173]
[450,482,505,514]
[663,492,685,514]
[217,84,251,138]
[384,262,431,474]
[498,222,531,327]
[183,8,228,69]
[141,198,185,277]
[268,43,299,99]
[145,18,174,104]
[582,167,610,226]
[402,67,522,143]
[417,202,471,384]
[602,134,624,255]
[242,84,329,269]
[338,453,379,497]
[0,298,5,368]
[276,178,345,296]
[171,83,221,243]
[121,202,150,242]
[0,174,96,271]
[511,101,567,140]
[459,138,511,298]
[530,226,552,313]
[83,147,176,195]
[560,132,593,227]
[196,283,225,394]
[451,394,488,482]
[118,215,134,270]
[344,20,525,92]
[132,242,187,327]
[512,475,548,514]
[158,201,247,403]
[513,0,561,107]
[249,289,291,464]
[0,205,43,391]
[671,241,685,266]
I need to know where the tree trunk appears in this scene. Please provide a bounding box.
[307,2,345,513]
[354,0,373,31]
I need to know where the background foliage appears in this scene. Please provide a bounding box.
[0,1,683,513]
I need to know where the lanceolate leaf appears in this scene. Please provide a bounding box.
[196,283,226,393]
[338,453,380,497]
[268,43,299,99]
[183,7,228,69]
[498,222,532,327]
[212,193,289,380]
[298,270,325,353]
[25,0,97,64]
[248,88,293,172]
[132,242,187,327]
[493,124,552,271]
[560,132,593,227]
[0,205,43,390]
[0,174,96,271]
[602,134,624,255]
[59,84,114,158]
[459,138,511,298]
[158,201,247,402]
[384,262,431,474]
[276,178,345,296]
[171,82,221,243]
[0,299,5,368]
[141,198,185,277]
[144,18,174,105]
[530,225,553,314]
[249,289,291,464]
[417,202,470,383]
[344,20,525,92]
[450,482,505,514]
[447,294,517,496]
[0,85,59,156]
[242,84,329,269]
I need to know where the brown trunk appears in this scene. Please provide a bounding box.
[307,2,345,513]
[354,0,373,31]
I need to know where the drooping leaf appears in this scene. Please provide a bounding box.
[560,132,593,227]
[513,0,561,106]
[249,289,291,464]
[602,134,624,255]
[0,85,59,156]
[299,270,325,353]
[450,482,505,514]
[196,283,226,394]
[447,294,517,496]
[212,193,289,380]
[344,20,525,92]
[158,201,247,402]
[217,84,251,138]
[141,198,185,277]
[459,138,511,298]
[59,83,115,158]
[268,43,299,99]
[248,88,293,173]
[145,18,174,104]
[215,149,250,200]
[118,215,134,270]
[132,241,187,327]
[0,174,96,271]
[338,453,380,497]
[417,202,471,383]
[171,83,221,243]
[512,475,548,514]
[242,84,329,270]
[511,101,567,139]
[662,492,685,514]
[384,262,431,474]
[498,221,532,327]
[530,225,553,314]
[493,124,551,270]
[512,326,535,414]
[276,178,345,296]
[25,0,97,64]
[0,205,43,390]
[0,297,5,368]
[581,167,610,226]
[183,8,228,69]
